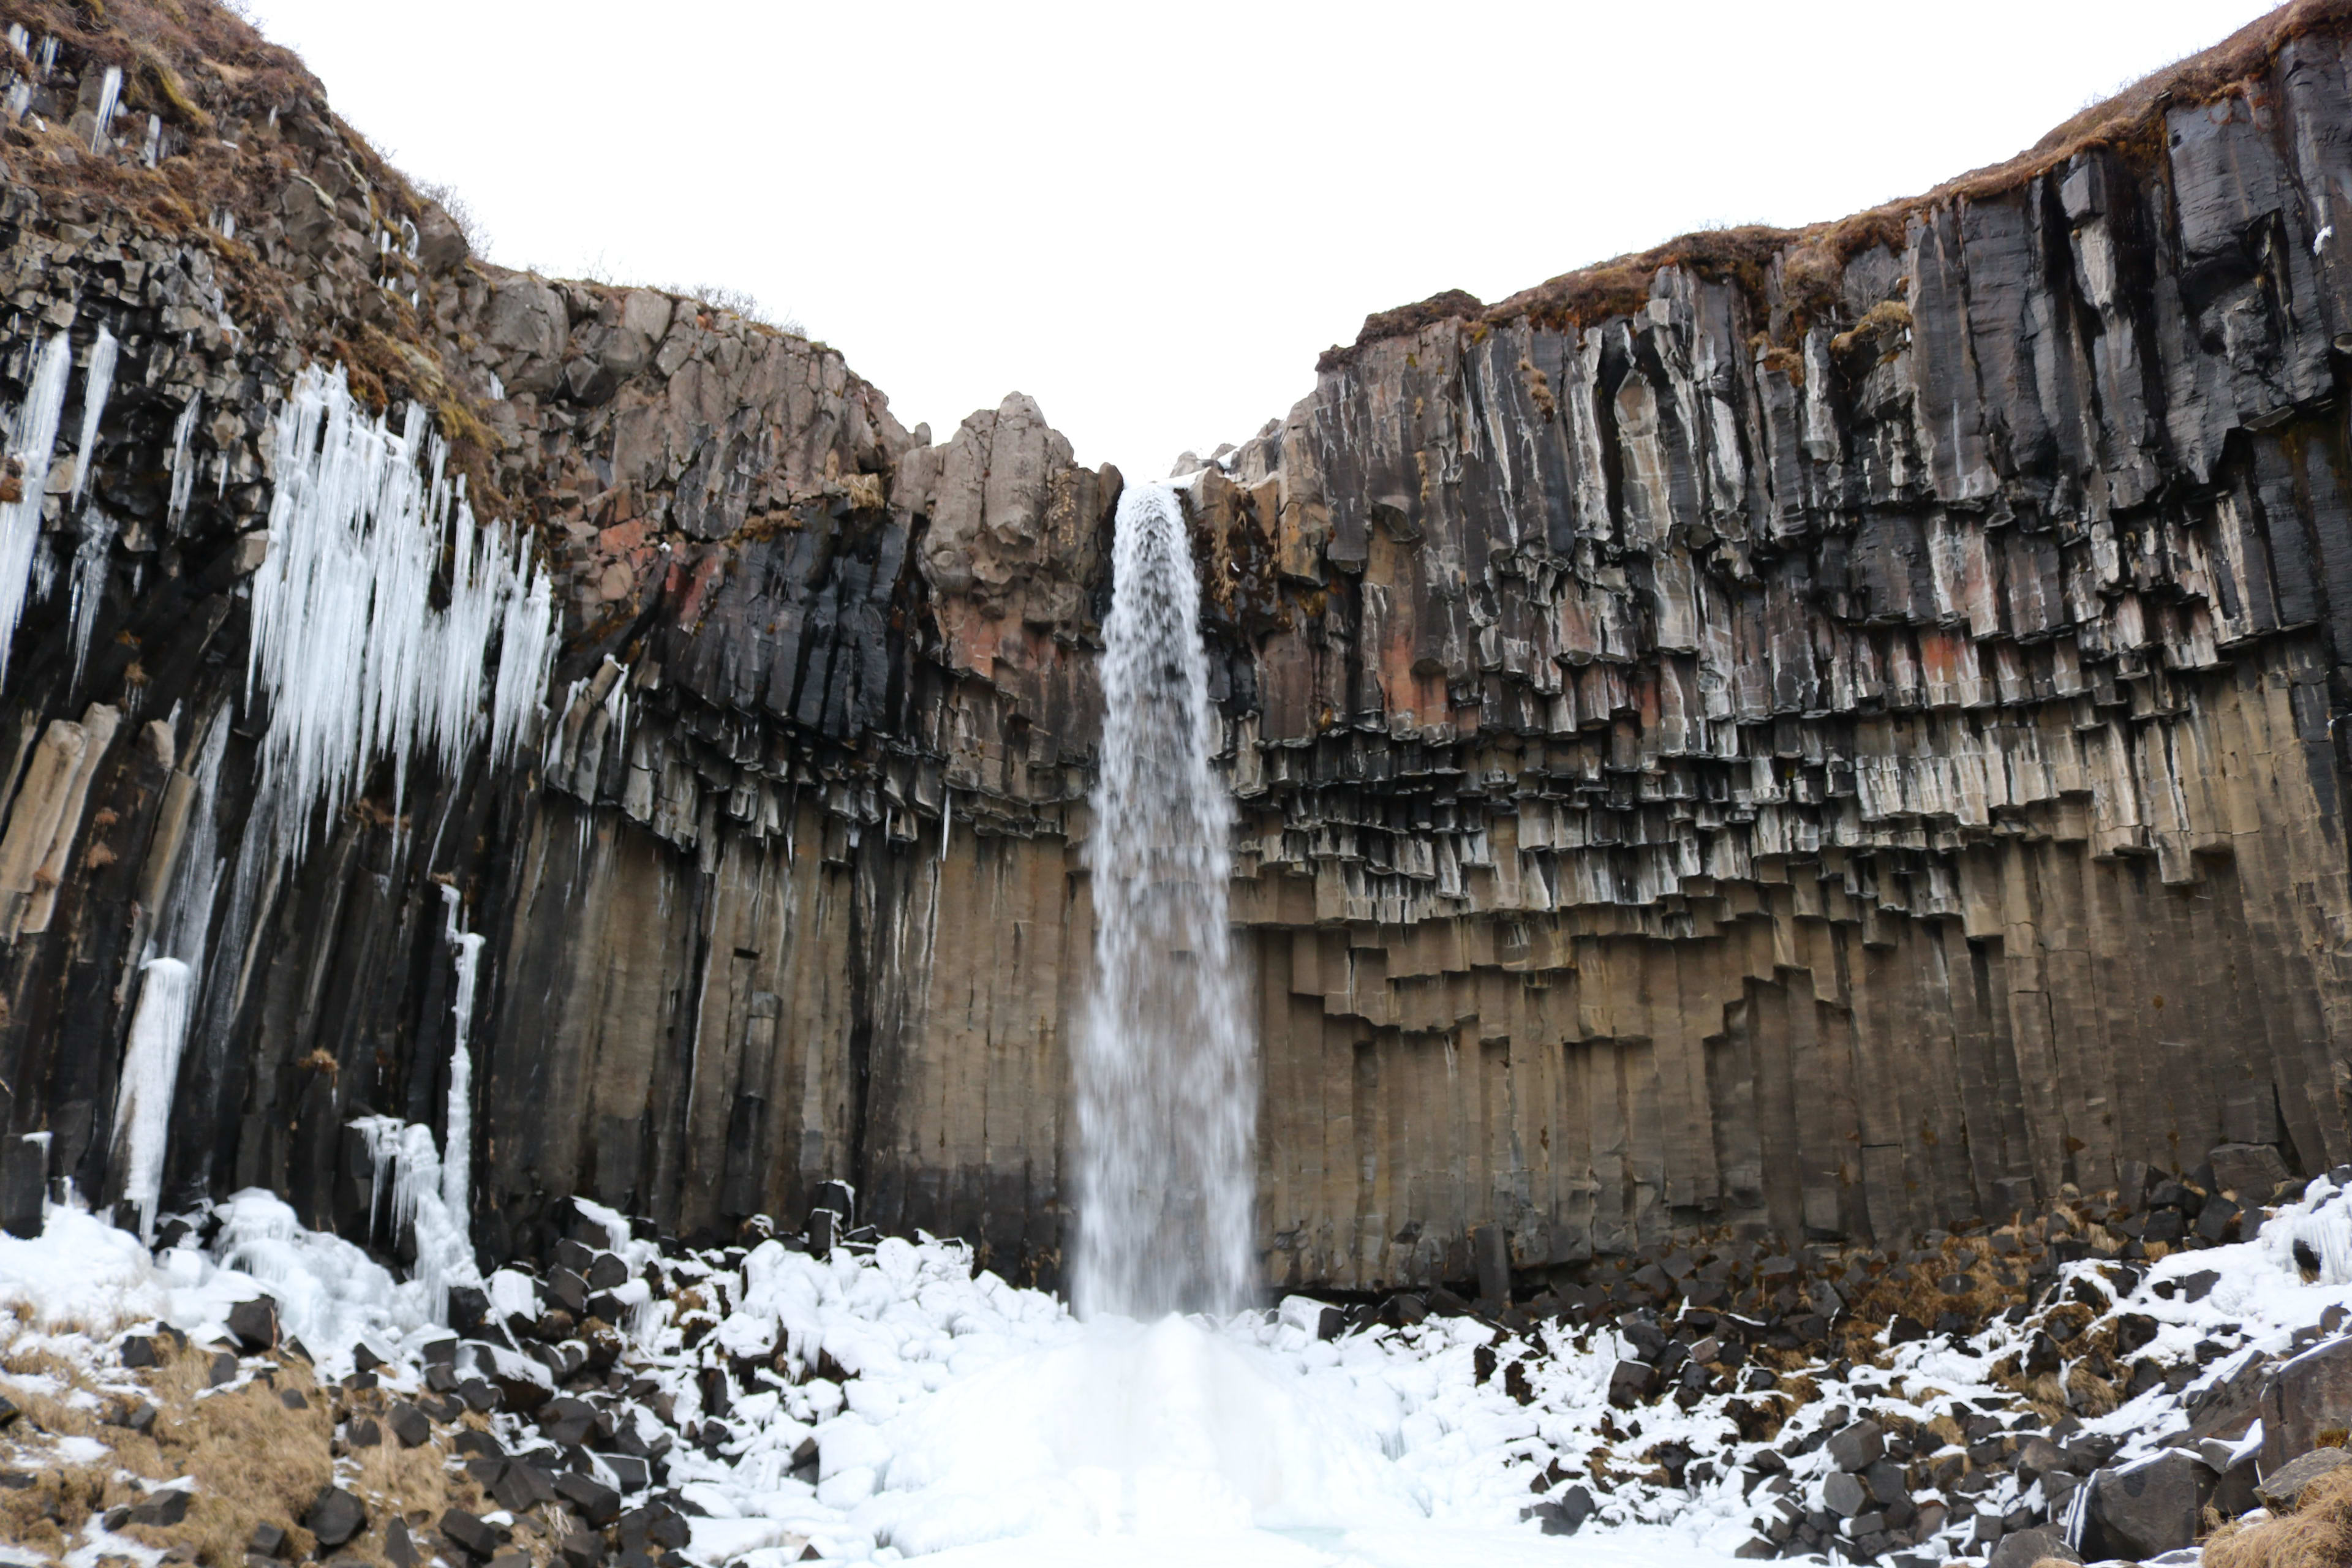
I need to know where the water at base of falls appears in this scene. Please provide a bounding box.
[863,1314,1425,1555]
[1074,481,1257,1322]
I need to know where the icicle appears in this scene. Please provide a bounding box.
[487,371,504,402]
[113,958,192,1243]
[344,1112,478,1321]
[5,24,25,55]
[66,508,113,689]
[246,365,556,859]
[69,325,116,509]
[940,790,951,860]
[437,884,483,1222]
[88,64,119,154]
[167,393,200,530]
[0,331,76,687]
[140,112,158,168]
[37,36,55,76]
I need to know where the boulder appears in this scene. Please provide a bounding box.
[304,1487,366,1549]
[554,1469,620,1527]
[538,1396,597,1447]
[2261,1338,2352,1471]
[482,276,568,397]
[1822,1471,1869,1517]
[413,203,467,275]
[2081,1449,2214,1559]
[2209,1142,2292,1198]
[386,1403,431,1447]
[439,1507,507,1560]
[1827,1419,1886,1472]
[1986,1524,2079,1568]
[2257,1444,2352,1509]
[0,1136,45,1239]
[1607,1359,1656,1408]
[226,1296,279,1351]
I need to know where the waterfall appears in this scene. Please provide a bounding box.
[1074,482,1256,1320]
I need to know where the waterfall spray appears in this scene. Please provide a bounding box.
[1074,482,1256,1319]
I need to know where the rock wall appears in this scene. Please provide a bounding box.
[3,0,2352,1292]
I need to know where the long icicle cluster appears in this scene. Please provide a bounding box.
[0,331,75,687]
[247,364,556,856]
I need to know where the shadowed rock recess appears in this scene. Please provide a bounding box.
[6,0,2352,1302]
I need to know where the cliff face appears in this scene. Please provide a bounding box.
[2,0,2351,1292]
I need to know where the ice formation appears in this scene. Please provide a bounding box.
[246,364,556,857]
[67,323,113,508]
[1076,482,1255,1319]
[86,63,118,153]
[349,1115,480,1322]
[108,715,229,1242]
[165,390,199,530]
[0,330,75,685]
[110,957,192,1243]
[65,506,113,688]
[437,883,483,1220]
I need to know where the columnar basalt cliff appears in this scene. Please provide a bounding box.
[2,0,2351,1297]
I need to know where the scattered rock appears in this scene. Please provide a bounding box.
[439,1507,507,1560]
[2081,1450,2213,1560]
[304,1487,366,1550]
[225,1297,279,1352]
[2256,1444,2352,1509]
[1986,1524,2079,1568]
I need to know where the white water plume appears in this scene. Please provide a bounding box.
[1074,482,1255,1320]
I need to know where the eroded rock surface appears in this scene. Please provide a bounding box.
[1,0,2351,1297]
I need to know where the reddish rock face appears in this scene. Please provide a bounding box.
[2,1,2351,1291]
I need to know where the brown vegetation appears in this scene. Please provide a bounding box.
[1,1311,514,1567]
[2203,1466,2352,1568]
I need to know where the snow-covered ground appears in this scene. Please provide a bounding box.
[6,1172,2352,1566]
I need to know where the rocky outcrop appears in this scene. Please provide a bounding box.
[4,0,2352,1297]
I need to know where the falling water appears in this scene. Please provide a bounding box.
[1074,482,1255,1320]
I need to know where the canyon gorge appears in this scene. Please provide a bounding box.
[1,0,2350,1315]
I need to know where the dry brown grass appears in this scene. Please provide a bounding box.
[2204,1466,2352,1568]
[0,1323,360,1566]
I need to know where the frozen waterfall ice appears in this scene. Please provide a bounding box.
[246,363,557,859]
[0,331,75,687]
[1073,482,1256,1320]
[437,883,483,1222]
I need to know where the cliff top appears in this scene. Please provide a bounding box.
[1324,0,2351,370]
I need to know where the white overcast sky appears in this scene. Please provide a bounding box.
[235,0,2279,475]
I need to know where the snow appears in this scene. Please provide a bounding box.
[13,1163,2352,1567]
